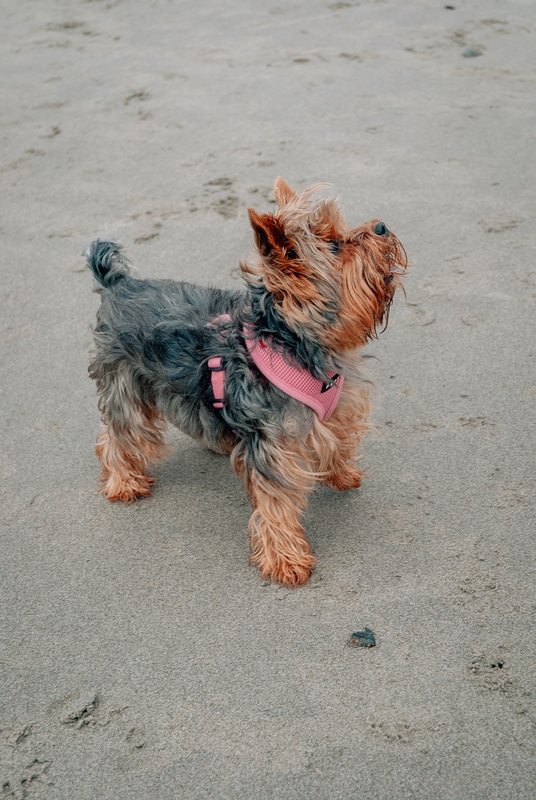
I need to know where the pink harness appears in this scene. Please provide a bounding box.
[207,315,344,421]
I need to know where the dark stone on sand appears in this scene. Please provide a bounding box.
[351,628,376,648]
[462,48,482,58]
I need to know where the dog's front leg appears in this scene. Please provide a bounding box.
[241,442,316,587]
[317,384,370,491]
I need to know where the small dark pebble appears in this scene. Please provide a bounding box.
[444,4,455,8]
[351,628,376,648]
[462,48,482,58]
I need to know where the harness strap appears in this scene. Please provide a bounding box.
[207,314,232,409]
[207,314,344,420]
[243,327,344,421]
[208,356,226,409]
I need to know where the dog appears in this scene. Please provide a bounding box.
[86,177,407,587]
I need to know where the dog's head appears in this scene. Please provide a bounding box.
[241,177,407,351]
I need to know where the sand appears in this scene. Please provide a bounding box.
[1,0,535,797]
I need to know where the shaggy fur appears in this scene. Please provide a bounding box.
[87,177,407,586]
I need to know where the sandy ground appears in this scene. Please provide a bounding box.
[1,0,536,797]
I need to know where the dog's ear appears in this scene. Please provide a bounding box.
[273,176,297,206]
[247,208,322,304]
[248,209,287,259]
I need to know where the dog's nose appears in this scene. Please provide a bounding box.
[374,222,389,236]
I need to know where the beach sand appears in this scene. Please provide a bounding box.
[1,1,535,797]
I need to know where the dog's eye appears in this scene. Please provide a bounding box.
[374,222,389,236]
[328,239,342,255]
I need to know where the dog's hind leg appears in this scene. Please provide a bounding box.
[94,370,168,502]
[235,441,317,587]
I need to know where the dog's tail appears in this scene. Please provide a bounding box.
[85,239,132,287]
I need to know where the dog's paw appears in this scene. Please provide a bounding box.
[100,472,154,502]
[259,558,315,588]
[321,466,363,491]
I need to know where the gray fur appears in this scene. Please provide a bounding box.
[87,239,319,487]
[85,239,133,287]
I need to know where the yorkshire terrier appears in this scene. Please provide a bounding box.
[86,177,407,587]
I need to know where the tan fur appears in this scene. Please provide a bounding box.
[234,381,373,586]
[96,407,168,502]
[247,462,317,588]
[314,381,371,491]
[242,182,407,349]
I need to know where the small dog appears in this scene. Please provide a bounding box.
[87,177,407,587]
